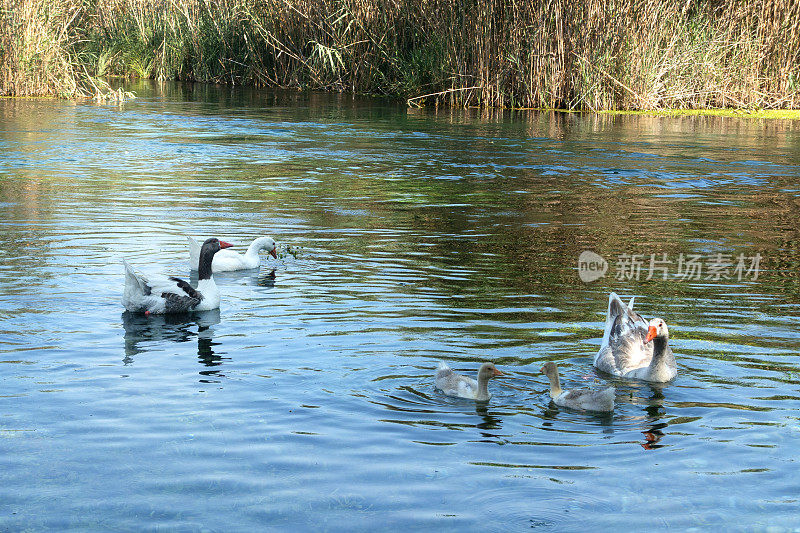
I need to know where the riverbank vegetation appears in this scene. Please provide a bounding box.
[2,0,799,110]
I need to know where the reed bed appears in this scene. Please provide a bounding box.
[2,0,799,109]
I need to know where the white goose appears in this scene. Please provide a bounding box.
[435,362,504,401]
[593,293,677,382]
[123,238,232,315]
[188,235,276,272]
[540,361,614,412]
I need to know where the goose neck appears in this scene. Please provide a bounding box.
[650,336,675,369]
[198,248,216,280]
[545,370,562,399]
[476,373,491,401]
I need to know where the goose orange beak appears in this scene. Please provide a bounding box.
[644,325,657,343]
[269,248,277,259]
[220,241,233,249]
[493,368,504,377]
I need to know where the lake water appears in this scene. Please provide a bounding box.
[1,82,800,531]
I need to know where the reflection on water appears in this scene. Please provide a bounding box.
[122,309,223,376]
[474,404,502,433]
[642,424,667,450]
[1,82,799,530]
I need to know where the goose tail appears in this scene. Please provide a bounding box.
[435,361,452,379]
[187,235,201,270]
[122,259,151,309]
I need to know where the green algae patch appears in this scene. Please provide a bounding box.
[601,109,800,120]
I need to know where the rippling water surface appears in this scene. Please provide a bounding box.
[2,83,800,530]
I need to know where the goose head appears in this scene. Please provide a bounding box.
[539,361,558,378]
[644,318,669,343]
[253,236,278,259]
[205,237,233,252]
[478,362,504,382]
[198,238,233,279]
[539,361,563,397]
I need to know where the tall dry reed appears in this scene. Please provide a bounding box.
[2,0,799,109]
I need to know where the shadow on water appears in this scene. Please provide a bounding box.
[121,310,225,380]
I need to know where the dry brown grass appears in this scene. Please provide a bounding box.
[2,0,799,109]
[1,0,84,96]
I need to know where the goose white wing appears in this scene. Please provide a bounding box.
[210,249,254,271]
[435,362,481,399]
[123,260,202,313]
[556,386,615,412]
[595,293,652,376]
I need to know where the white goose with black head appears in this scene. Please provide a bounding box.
[123,238,232,315]
[593,292,677,382]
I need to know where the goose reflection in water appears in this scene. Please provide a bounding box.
[197,326,225,383]
[540,402,614,428]
[474,404,505,442]
[639,382,670,450]
[621,381,672,450]
[641,423,668,450]
[121,310,225,380]
[205,268,277,288]
[258,268,277,287]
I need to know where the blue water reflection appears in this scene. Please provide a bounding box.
[1,82,799,530]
